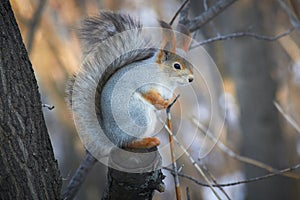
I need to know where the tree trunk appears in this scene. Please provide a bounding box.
[0,1,61,199]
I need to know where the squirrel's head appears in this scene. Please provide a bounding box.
[157,50,194,85]
[156,21,194,86]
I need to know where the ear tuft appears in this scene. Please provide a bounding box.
[176,24,192,52]
[158,20,176,53]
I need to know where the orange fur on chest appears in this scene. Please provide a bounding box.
[142,89,171,110]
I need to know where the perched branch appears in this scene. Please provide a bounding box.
[102,147,165,200]
[187,0,239,32]
[166,95,182,200]
[191,27,294,48]
[191,118,300,179]
[164,161,300,187]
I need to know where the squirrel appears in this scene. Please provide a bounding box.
[63,11,193,199]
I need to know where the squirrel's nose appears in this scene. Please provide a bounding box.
[188,76,194,83]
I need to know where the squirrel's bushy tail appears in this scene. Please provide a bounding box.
[67,12,155,157]
[79,12,145,56]
[77,11,155,96]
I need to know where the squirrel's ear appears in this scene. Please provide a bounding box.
[159,20,176,53]
[176,24,191,52]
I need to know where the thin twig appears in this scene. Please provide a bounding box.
[158,118,222,200]
[274,101,300,134]
[187,0,238,32]
[203,0,209,11]
[178,0,190,25]
[191,27,295,48]
[186,187,191,200]
[202,165,231,200]
[164,161,300,187]
[62,151,97,200]
[166,95,181,200]
[169,0,190,26]
[278,0,300,32]
[42,104,55,110]
[191,117,300,179]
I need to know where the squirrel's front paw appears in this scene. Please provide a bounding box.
[142,89,170,110]
[154,99,171,110]
[127,137,160,149]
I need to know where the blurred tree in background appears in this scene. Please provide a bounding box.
[210,0,300,199]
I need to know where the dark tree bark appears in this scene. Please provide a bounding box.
[0,1,61,199]
[102,147,165,200]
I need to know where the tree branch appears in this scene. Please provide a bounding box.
[62,151,97,200]
[278,0,300,32]
[178,0,190,25]
[186,187,191,200]
[102,147,164,200]
[169,0,189,26]
[191,118,300,179]
[164,161,300,187]
[202,165,231,200]
[187,0,239,32]
[191,27,294,48]
[274,101,300,135]
[203,0,221,36]
[157,117,222,200]
[166,95,182,200]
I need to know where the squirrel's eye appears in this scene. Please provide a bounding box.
[173,62,181,70]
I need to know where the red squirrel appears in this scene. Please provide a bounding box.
[63,11,193,199]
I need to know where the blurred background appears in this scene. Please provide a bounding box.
[10,0,300,199]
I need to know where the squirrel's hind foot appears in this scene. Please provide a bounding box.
[126,137,160,149]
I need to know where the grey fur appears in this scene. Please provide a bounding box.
[67,12,156,157]
[67,11,193,158]
[66,12,154,107]
[79,12,143,56]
